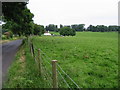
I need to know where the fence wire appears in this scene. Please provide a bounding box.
[57,69,71,88]
[28,37,80,89]
[57,64,80,88]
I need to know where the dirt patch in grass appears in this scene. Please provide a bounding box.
[18,50,26,72]
[0,40,10,44]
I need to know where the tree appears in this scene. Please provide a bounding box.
[64,25,71,28]
[71,24,85,31]
[60,24,63,28]
[45,24,58,32]
[2,2,34,37]
[87,25,94,31]
[108,26,119,32]
[95,25,108,32]
[60,26,76,36]
[33,24,45,35]
[2,2,27,23]
[2,21,22,36]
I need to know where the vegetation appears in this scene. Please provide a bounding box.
[45,24,119,32]
[46,24,58,32]
[71,24,85,31]
[32,32,118,88]
[3,40,50,88]
[2,1,118,89]
[60,26,76,36]
[87,25,119,32]
[4,32,118,88]
[2,2,46,38]
[33,24,45,36]
[2,2,119,39]
[2,2,34,37]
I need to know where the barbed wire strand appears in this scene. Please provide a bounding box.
[34,56,37,63]
[57,64,80,88]
[40,50,52,61]
[42,64,52,87]
[42,56,66,88]
[42,61,52,76]
[57,69,71,88]
[28,39,80,88]
[38,49,80,88]
[29,45,51,87]
[41,56,52,66]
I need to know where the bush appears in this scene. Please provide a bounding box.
[59,27,76,36]
[2,35,6,40]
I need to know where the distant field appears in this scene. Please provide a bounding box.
[32,32,118,88]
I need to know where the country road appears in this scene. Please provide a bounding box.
[1,39,23,85]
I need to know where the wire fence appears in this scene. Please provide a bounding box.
[27,36,80,89]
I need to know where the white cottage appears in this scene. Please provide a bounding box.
[44,31,51,36]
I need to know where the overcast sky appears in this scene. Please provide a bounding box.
[27,0,119,28]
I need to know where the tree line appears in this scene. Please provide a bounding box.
[44,24,119,36]
[45,24,119,32]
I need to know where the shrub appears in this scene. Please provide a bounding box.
[59,27,76,36]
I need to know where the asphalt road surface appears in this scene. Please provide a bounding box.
[2,39,23,85]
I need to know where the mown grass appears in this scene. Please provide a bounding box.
[32,32,118,88]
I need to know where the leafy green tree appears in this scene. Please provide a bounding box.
[71,24,85,31]
[108,26,119,32]
[96,25,108,32]
[87,25,120,32]
[60,27,76,36]
[2,21,21,36]
[64,25,71,28]
[33,24,45,35]
[87,25,93,31]
[2,2,34,37]
[2,2,27,23]
[60,24,63,28]
[45,24,58,32]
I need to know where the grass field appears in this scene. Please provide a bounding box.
[32,32,118,88]
[4,32,118,88]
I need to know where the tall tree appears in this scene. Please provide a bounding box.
[60,24,63,28]
[2,2,34,36]
[71,24,85,31]
[33,24,45,35]
[45,24,58,32]
[60,26,76,36]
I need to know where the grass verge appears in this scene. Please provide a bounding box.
[3,40,51,88]
[0,37,22,44]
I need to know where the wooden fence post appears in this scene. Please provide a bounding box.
[28,38,31,52]
[52,60,58,88]
[38,49,42,75]
[30,41,33,56]
[31,43,35,58]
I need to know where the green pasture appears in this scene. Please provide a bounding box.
[32,32,118,88]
